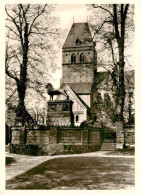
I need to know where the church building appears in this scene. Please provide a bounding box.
[47,22,134,127]
[47,23,96,126]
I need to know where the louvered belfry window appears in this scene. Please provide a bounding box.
[71,53,76,63]
[80,53,85,63]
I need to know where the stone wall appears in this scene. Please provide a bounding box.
[26,129,49,144]
[62,64,94,83]
[62,49,94,64]
[116,122,135,149]
[11,126,23,144]
[47,101,73,126]
[10,144,100,156]
[88,129,100,144]
[9,126,101,155]
[124,126,135,146]
[58,128,81,144]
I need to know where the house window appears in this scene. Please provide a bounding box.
[71,54,76,63]
[80,53,85,63]
[62,104,69,111]
[76,115,79,122]
[49,104,56,112]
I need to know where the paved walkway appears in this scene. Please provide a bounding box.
[5,151,134,181]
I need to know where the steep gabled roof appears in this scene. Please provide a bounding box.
[54,85,90,111]
[63,23,94,49]
[70,87,91,111]
[61,82,93,94]
[64,85,88,110]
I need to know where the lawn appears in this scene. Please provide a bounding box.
[106,148,135,156]
[6,156,134,190]
[6,157,16,166]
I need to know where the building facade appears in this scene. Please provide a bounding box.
[47,22,134,127]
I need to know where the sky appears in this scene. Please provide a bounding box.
[50,4,92,88]
[50,4,134,88]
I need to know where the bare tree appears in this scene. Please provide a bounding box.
[5,4,61,125]
[90,4,134,123]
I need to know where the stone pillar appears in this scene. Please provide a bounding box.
[9,127,12,144]
[115,122,124,149]
[20,126,26,144]
[49,126,58,144]
[81,128,88,144]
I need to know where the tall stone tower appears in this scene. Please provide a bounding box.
[47,23,97,126]
[61,23,96,108]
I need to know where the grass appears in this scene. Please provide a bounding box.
[6,156,135,190]
[106,148,135,156]
[6,157,16,166]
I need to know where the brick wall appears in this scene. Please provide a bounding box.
[62,50,94,64]
[62,64,94,83]
[124,127,135,145]
[115,122,135,148]
[58,128,81,144]
[11,126,23,144]
[88,129,100,144]
[27,129,49,144]
[10,126,101,145]
[10,126,101,155]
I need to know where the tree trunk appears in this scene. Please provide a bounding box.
[113,4,129,123]
[15,23,33,126]
[118,44,126,122]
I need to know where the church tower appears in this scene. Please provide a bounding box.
[47,23,97,126]
[61,23,97,108]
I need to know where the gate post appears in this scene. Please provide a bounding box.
[20,126,26,144]
[115,122,124,149]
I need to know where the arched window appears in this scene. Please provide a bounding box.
[76,115,79,122]
[71,54,76,63]
[80,53,85,63]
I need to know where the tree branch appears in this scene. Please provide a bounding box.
[113,4,120,41]
[6,67,19,83]
[5,25,20,38]
[92,4,114,17]
[93,20,113,36]
[28,4,47,35]
[5,6,24,47]
[124,4,129,19]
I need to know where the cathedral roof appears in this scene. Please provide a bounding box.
[62,23,94,49]
[61,70,134,94]
[95,70,134,90]
[61,82,93,94]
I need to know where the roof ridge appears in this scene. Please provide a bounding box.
[69,86,90,110]
[64,85,87,110]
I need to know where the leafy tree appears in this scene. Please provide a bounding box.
[5,4,61,126]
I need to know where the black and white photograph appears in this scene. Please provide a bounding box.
[1,0,140,193]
